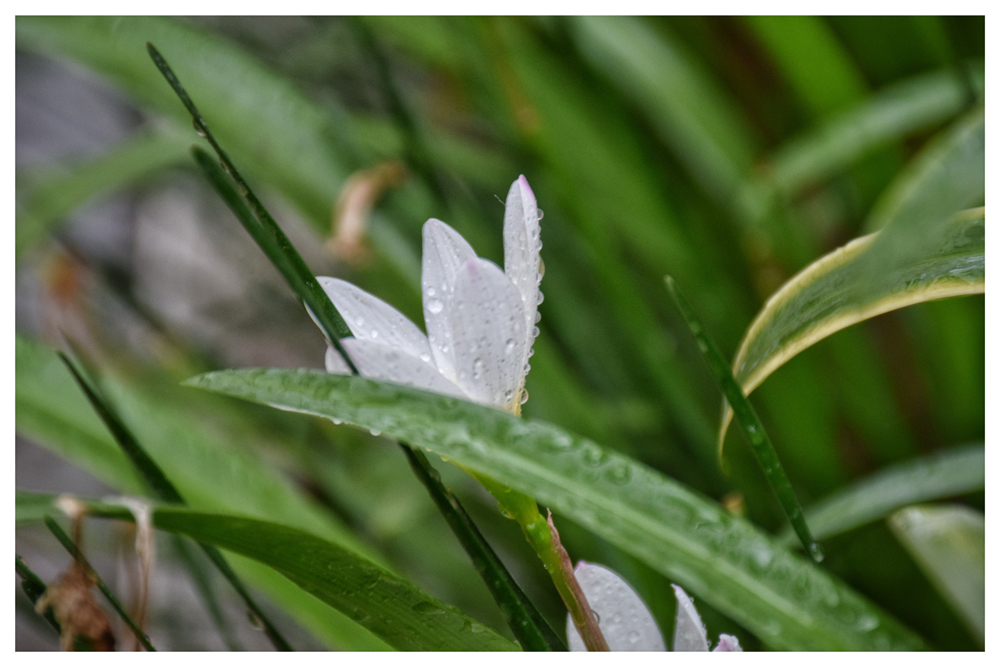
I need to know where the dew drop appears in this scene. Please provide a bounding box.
[193,119,207,137]
[332,418,343,425]
[534,311,542,323]
[606,464,631,485]
[427,298,444,314]
[520,390,529,405]
[473,358,484,380]
[419,352,431,363]
[426,286,436,297]
[532,326,540,338]
[536,291,544,305]
[355,315,365,327]
[537,208,544,221]
[441,344,449,353]
[370,329,378,339]
[369,429,382,437]
[504,339,515,354]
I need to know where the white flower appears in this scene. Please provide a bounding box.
[567,562,742,652]
[314,176,542,415]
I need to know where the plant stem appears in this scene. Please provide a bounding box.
[468,470,609,651]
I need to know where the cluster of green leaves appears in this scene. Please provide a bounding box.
[16,17,983,650]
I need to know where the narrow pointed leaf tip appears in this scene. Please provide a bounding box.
[314,177,542,415]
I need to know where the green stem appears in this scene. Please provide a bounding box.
[468,470,609,651]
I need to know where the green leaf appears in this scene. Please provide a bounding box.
[16,130,191,258]
[185,369,926,651]
[889,505,984,647]
[865,105,984,233]
[767,63,984,195]
[665,277,819,561]
[16,490,59,525]
[719,207,984,452]
[15,335,388,650]
[73,500,518,652]
[781,444,984,545]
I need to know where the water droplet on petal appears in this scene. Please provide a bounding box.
[537,291,544,305]
[355,316,365,326]
[537,209,544,221]
[520,390,529,405]
[370,329,378,339]
[426,286,436,297]
[534,311,542,323]
[427,299,444,314]
[473,357,483,380]
[504,339,515,354]
[419,352,431,363]
[532,326,540,338]
[528,348,535,358]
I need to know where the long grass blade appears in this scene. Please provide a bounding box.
[664,276,820,561]
[56,352,293,651]
[16,556,65,639]
[44,515,156,651]
[781,443,984,545]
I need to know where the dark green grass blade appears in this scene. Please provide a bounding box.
[146,42,354,369]
[79,502,519,651]
[187,146,355,372]
[16,556,64,637]
[56,352,293,651]
[401,445,566,651]
[664,277,821,562]
[44,516,156,651]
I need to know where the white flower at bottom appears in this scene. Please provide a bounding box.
[314,176,542,415]
[567,562,742,652]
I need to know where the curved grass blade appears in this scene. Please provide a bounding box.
[184,369,926,651]
[44,515,156,651]
[169,534,241,650]
[767,63,984,195]
[865,105,984,233]
[889,505,984,647]
[664,277,819,562]
[57,352,293,651]
[16,555,68,641]
[780,444,984,546]
[401,445,566,651]
[145,43,355,369]
[719,207,985,452]
[77,503,518,652]
[16,130,191,259]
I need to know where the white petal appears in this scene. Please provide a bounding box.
[449,258,527,411]
[566,562,666,652]
[713,634,742,652]
[325,346,351,374]
[341,338,466,399]
[671,584,709,651]
[421,218,477,384]
[502,175,542,369]
[317,277,432,363]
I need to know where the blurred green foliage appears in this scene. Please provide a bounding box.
[15,16,983,650]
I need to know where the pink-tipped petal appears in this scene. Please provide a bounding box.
[713,634,743,652]
[341,338,466,399]
[502,177,542,378]
[449,258,527,411]
[565,562,666,652]
[671,584,709,651]
[421,219,477,384]
[317,277,432,363]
